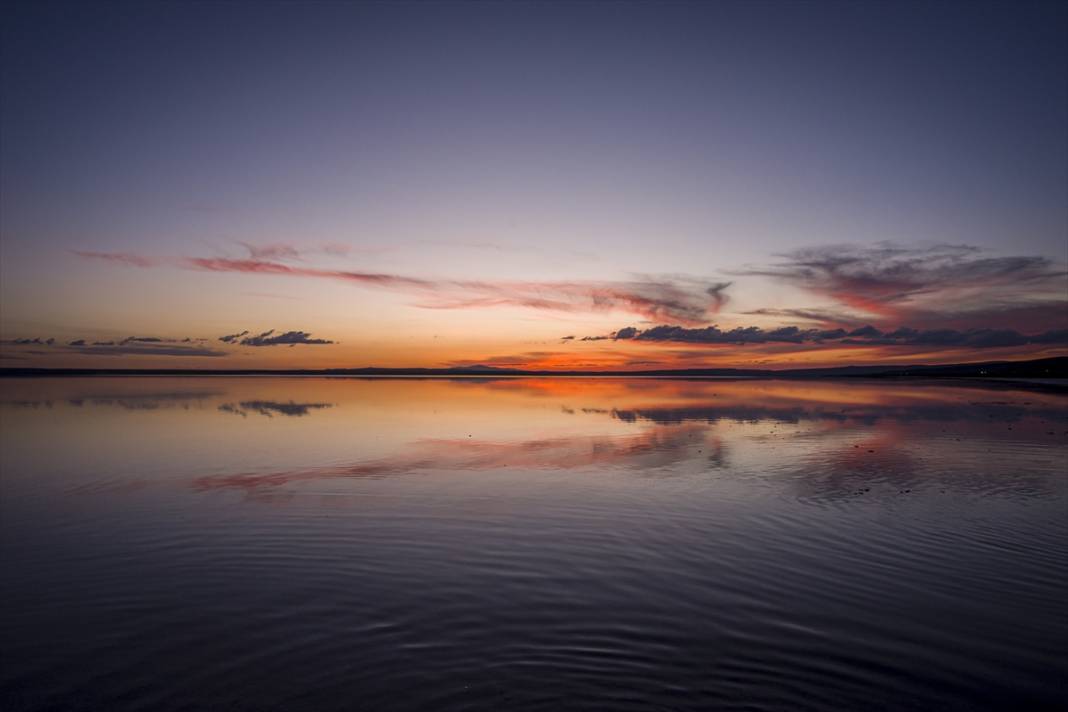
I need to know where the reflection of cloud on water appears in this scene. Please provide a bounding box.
[186,403,1060,504]
[784,432,928,502]
[769,423,1064,503]
[3,399,57,409]
[186,385,1067,502]
[602,401,1068,428]
[192,423,720,493]
[16,377,1055,505]
[1,391,221,410]
[217,401,334,418]
[558,399,1068,503]
[0,392,337,418]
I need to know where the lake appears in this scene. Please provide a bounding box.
[1,377,1065,711]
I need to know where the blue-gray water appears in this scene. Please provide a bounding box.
[1,377,1066,711]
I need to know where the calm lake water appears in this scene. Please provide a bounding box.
[1,377,1066,711]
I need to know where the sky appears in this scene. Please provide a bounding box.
[2,0,1066,370]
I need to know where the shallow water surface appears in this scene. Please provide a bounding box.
[1,377,1066,711]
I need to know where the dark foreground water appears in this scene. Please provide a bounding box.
[1,377,1066,711]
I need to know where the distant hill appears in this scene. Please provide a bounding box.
[446,364,517,373]
[2,356,1066,379]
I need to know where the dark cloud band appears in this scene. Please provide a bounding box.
[584,324,1068,348]
[236,329,334,347]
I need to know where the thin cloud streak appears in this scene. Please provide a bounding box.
[75,251,729,325]
[72,251,162,268]
[237,241,354,261]
[2,333,225,357]
[66,344,227,357]
[743,307,863,327]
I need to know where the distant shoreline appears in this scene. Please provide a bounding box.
[1,357,1065,380]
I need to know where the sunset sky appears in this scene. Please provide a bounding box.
[2,1,1066,370]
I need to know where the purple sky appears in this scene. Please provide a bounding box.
[2,1,1066,368]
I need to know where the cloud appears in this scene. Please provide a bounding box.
[735,244,1066,324]
[115,336,202,346]
[585,323,1068,348]
[848,325,881,338]
[238,241,353,261]
[238,329,334,347]
[219,330,249,343]
[218,401,334,417]
[321,243,352,256]
[62,390,221,410]
[74,251,729,325]
[410,279,720,324]
[66,344,227,357]
[706,281,732,311]
[72,250,163,267]
[238,242,302,261]
[2,334,224,357]
[71,242,1064,331]
[744,307,862,327]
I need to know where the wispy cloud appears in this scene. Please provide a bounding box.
[238,242,302,261]
[66,343,227,357]
[743,307,863,327]
[75,251,729,324]
[72,251,161,267]
[706,281,732,311]
[5,326,334,356]
[735,244,1066,326]
[69,242,1065,339]
[3,334,225,357]
[238,241,353,261]
[218,330,249,344]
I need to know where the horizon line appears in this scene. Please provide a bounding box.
[2,356,1066,380]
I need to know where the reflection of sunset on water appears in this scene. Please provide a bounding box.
[2,376,1066,712]
[4,377,1062,504]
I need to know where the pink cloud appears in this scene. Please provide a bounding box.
[75,251,727,324]
[735,244,1067,329]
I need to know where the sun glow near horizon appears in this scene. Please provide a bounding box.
[1,2,1066,370]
